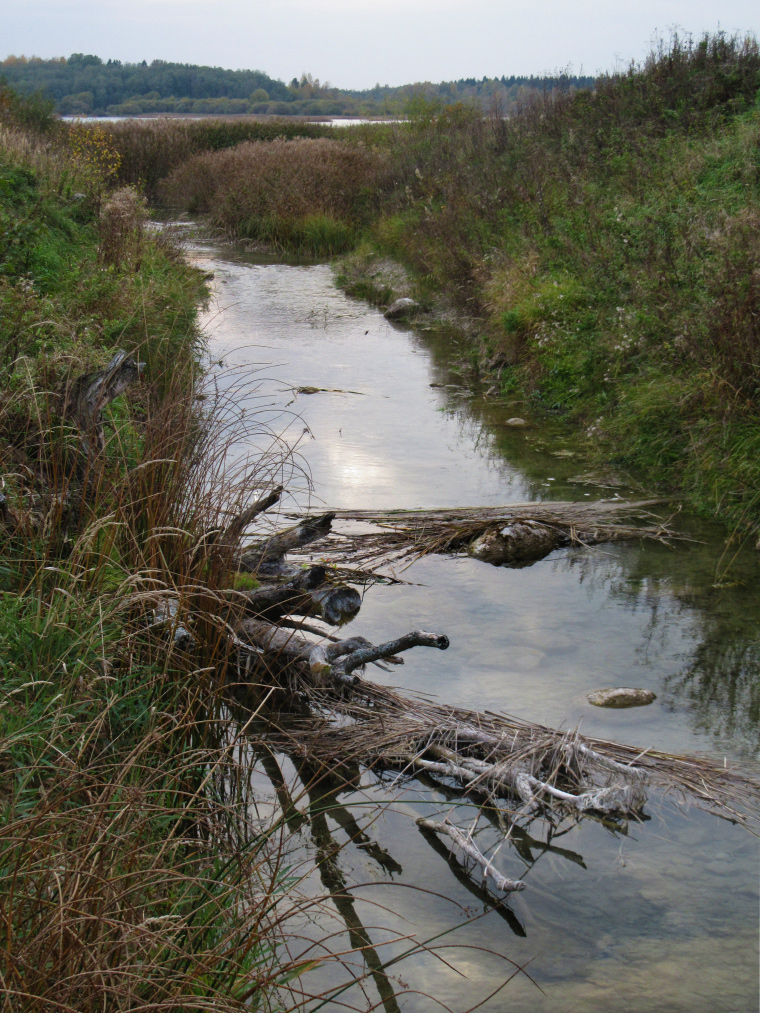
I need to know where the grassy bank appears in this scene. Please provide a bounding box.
[350,35,760,539]
[0,98,329,1009]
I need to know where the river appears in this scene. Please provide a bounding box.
[189,231,759,1012]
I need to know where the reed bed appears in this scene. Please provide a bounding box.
[159,138,392,253]
[101,117,331,198]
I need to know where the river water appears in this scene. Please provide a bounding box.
[192,235,759,1012]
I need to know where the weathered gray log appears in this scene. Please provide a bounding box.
[417,818,525,894]
[238,618,449,686]
[307,586,362,624]
[210,486,283,549]
[238,580,361,625]
[339,630,449,675]
[238,512,335,574]
[67,350,144,457]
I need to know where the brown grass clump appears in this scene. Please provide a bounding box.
[98,186,148,268]
[160,137,392,253]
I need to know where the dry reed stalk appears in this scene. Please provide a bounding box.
[254,655,760,830]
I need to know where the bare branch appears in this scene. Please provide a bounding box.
[417,819,525,894]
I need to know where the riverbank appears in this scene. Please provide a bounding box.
[0,98,320,1008]
[4,85,759,1009]
[339,35,760,542]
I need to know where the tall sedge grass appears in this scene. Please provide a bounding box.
[0,344,459,1009]
[0,107,326,1008]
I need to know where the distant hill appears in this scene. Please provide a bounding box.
[0,54,595,117]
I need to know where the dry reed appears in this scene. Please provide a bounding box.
[159,138,392,249]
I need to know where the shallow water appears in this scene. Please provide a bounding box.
[194,236,759,1011]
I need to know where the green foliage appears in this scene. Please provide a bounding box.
[0,79,57,133]
[0,53,596,119]
[0,55,292,113]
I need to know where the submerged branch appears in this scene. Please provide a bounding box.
[417,818,526,895]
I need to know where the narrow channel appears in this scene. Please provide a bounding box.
[191,231,759,1012]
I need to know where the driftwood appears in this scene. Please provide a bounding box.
[238,618,448,687]
[207,492,760,840]
[281,499,680,573]
[208,486,284,549]
[1,351,144,537]
[236,571,361,625]
[238,511,335,574]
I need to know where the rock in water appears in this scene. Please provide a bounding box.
[384,297,420,320]
[587,687,657,708]
[467,520,562,566]
[504,417,528,427]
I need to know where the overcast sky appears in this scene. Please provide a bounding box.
[2,1,758,89]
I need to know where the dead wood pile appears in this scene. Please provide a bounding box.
[5,356,757,909]
[281,500,680,572]
[220,495,760,838]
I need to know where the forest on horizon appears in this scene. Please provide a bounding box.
[0,52,595,116]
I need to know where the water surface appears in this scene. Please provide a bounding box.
[194,236,759,1012]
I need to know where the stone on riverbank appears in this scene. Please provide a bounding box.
[384,297,420,320]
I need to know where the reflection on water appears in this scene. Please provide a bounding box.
[194,235,759,1011]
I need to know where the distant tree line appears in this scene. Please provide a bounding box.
[0,54,596,117]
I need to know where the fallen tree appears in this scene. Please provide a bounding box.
[6,360,757,911]
[273,499,681,573]
[211,493,760,853]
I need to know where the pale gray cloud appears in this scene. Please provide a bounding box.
[1,0,757,88]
